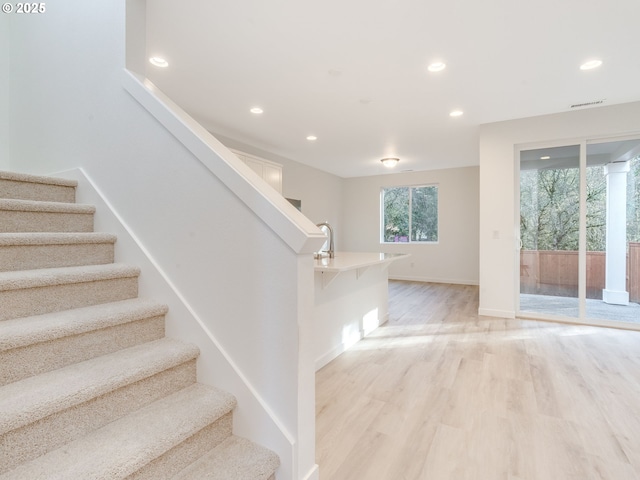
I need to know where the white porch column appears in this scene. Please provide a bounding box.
[603,161,631,305]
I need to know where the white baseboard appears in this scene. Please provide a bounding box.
[300,464,319,480]
[389,275,479,286]
[315,344,347,372]
[478,308,515,319]
[314,311,389,372]
[315,333,364,371]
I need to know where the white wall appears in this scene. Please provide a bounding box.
[478,101,640,318]
[342,167,480,285]
[213,139,481,286]
[7,2,129,173]
[0,14,9,169]
[214,134,345,246]
[314,264,389,371]
[7,1,323,478]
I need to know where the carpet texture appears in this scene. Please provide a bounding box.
[0,170,279,479]
[0,232,117,271]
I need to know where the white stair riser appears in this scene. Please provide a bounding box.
[0,277,139,321]
[0,243,115,272]
[0,211,94,233]
[127,413,233,480]
[0,360,197,475]
[1,315,166,385]
[0,180,76,203]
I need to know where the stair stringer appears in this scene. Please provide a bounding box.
[55,167,296,480]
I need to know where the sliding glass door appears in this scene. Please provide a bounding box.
[518,138,640,325]
[519,145,581,318]
[584,140,640,323]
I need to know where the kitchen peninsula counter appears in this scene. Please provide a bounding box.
[313,251,409,370]
[314,251,409,274]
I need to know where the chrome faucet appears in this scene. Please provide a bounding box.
[316,222,335,258]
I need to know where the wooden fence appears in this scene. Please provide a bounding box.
[520,243,640,302]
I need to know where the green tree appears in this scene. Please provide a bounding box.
[383,187,409,242]
[520,156,640,252]
[382,186,438,242]
[520,168,580,250]
[411,186,438,242]
[585,166,606,251]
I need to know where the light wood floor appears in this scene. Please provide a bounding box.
[316,281,640,480]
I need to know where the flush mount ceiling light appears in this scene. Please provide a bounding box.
[306,135,318,141]
[580,59,603,70]
[449,109,464,117]
[250,107,264,114]
[427,62,446,72]
[381,157,400,168]
[540,155,551,160]
[149,57,169,68]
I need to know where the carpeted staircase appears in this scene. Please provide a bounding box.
[0,171,279,479]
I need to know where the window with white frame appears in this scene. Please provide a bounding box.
[381,185,438,243]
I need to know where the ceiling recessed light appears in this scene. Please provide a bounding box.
[580,59,603,70]
[449,109,463,117]
[428,62,446,72]
[250,107,264,114]
[149,57,169,68]
[381,157,400,168]
[540,156,551,160]
[306,135,317,141]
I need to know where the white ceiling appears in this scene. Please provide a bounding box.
[145,0,640,178]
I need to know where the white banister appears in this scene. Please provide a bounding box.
[121,69,326,255]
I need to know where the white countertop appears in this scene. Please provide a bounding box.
[314,252,410,272]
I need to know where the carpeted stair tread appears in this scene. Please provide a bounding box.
[0,172,77,203]
[0,298,168,352]
[0,263,140,292]
[0,232,116,246]
[0,232,117,272]
[173,435,280,480]
[0,171,77,188]
[0,198,94,214]
[0,383,237,480]
[0,337,199,435]
[0,169,280,479]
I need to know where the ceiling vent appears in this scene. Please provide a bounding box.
[570,99,605,109]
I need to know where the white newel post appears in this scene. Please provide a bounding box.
[603,161,630,305]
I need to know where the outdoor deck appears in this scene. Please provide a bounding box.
[520,293,640,324]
